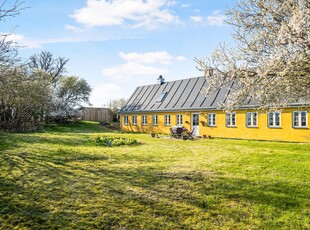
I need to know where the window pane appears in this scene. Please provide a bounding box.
[232,114,236,125]
[293,112,299,126]
[275,113,280,126]
[253,113,257,126]
[132,115,136,125]
[247,113,251,126]
[165,115,170,125]
[226,113,236,126]
[301,115,306,126]
[142,115,147,125]
[301,112,306,127]
[176,115,182,125]
[124,116,128,125]
[268,113,274,126]
[193,114,199,126]
[208,114,215,126]
[153,115,157,125]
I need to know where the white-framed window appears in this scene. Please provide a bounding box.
[246,112,258,127]
[132,115,137,126]
[142,115,147,126]
[164,114,171,126]
[176,114,183,126]
[208,113,216,126]
[293,111,308,128]
[152,114,158,126]
[226,112,236,127]
[268,112,281,128]
[124,115,128,126]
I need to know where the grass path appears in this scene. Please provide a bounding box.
[0,122,309,229]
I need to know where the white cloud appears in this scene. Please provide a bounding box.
[167,0,177,7]
[90,83,125,106]
[181,4,191,8]
[207,11,226,26]
[2,32,141,50]
[119,51,172,65]
[4,33,41,49]
[65,24,85,33]
[190,16,203,22]
[71,0,179,29]
[4,33,24,42]
[101,51,176,84]
[102,62,168,82]
[176,56,186,61]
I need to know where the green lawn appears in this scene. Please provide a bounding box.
[0,122,309,229]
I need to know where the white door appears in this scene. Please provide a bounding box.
[191,113,199,136]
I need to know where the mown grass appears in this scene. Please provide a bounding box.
[0,121,309,229]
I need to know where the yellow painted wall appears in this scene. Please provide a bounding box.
[120,112,192,134]
[120,108,310,142]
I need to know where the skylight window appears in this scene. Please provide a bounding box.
[156,92,167,102]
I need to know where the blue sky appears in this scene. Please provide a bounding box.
[5,0,236,106]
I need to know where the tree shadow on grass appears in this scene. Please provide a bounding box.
[44,122,117,134]
[96,169,309,229]
[0,149,111,229]
[0,147,309,229]
[0,134,89,152]
[0,131,146,154]
[0,177,51,229]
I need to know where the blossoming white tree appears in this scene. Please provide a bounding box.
[195,0,310,110]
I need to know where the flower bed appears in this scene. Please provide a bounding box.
[93,136,138,147]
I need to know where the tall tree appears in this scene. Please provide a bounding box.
[28,50,69,85]
[0,0,24,73]
[0,67,51,131]
[195,0,310,110]
[54,76,92,115]
[27,50,71,121]
[108,98,127,121]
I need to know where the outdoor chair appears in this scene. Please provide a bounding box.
[186,128,195,139]
[175,127,183,138]
[170,127,183,138]
[169,128,178,138]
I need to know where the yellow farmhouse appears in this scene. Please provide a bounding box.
[120,76,310,142]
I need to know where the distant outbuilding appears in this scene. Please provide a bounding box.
[81,107,113,123]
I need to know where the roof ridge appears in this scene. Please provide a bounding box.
[136,75,204,88]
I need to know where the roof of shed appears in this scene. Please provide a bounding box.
[120,76,243,113]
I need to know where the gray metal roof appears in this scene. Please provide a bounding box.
[120,76,309,113]
[121,76,238,113]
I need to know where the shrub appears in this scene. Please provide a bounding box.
[93,136,138,147]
